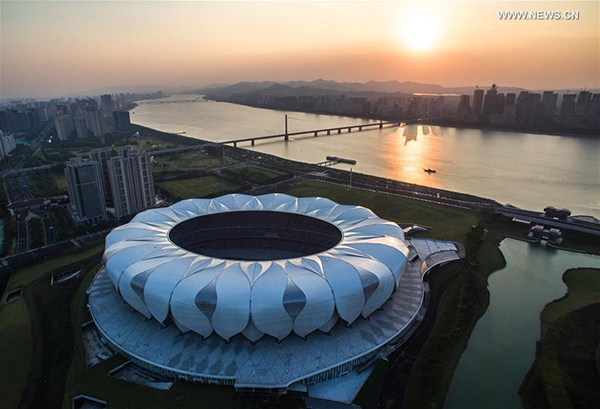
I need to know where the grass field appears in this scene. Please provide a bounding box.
[228,165,285,185]
[156,175,242,200]
[0,297,32,409]
[47,208,79,241]
[28,169,68,198]
[0,245,103,409]
[5,244,103,291]
[521,268,600,409]
[284,181,479,243]
[154,151,237,174]
[541,268,600,335]
[115,136,176,153]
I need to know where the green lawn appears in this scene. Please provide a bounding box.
[284,181,479,243]
[0,245,104,409]
[117,136,174,153]
[521,268,600,409]
[0,298,32,409]
[6,244,103,290]
[154,151,237,173]
[228,165,285,185]
[156,176,242,200]
[541,268,600,335]
[29,170,68,198]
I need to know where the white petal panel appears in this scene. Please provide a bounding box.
[318,255,364,324]
[284,262,335,337]
[144,256,196,323]
[212,265,251,340]
[170,266,223,337]
[250,263,293,340]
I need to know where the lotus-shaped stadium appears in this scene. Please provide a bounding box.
[88,194,460,390]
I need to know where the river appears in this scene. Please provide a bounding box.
[131,95,600,217]
[444,239,600,409]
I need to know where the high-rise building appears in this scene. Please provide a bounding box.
[85,109,106,137]
[108,146,155,219]
[54,115,73,141]
[0,111,15,131]
[0,131,16,161]
[74,115,89,139]
[457,95,470,121]
[504,93,516,107]
[582,94,600,130]
[502,93,517,126]
[541,91,558,121]
[527,93,542,123]
[472,88,484,115]
[113,110,131,131]
[482,84,500,122]
[516,92,530,125]
[89,148,114,207]
[10,110,31,132]
[101,94,114,113]
[559,94,577,120]
[65,158,108,226]
[575,91,591,115]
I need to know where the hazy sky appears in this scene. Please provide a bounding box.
[1,1,598,98]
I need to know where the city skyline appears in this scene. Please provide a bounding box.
[1,0,598,99]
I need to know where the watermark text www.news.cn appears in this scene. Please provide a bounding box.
[498,10,579,20]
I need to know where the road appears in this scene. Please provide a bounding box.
[14,211,28,254]
[10,122,53,170]
[41,213,56,246]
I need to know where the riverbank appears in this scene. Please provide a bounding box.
[131,99,600,217]
[421,119,600,139]
[520,267,600,409]
[206,97,600,139]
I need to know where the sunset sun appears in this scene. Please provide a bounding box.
[401,9,440,51]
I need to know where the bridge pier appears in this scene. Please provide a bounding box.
[348,127,352,133]
[314,131,318,137]
[379,120,383,129]
[327,130,331,135]
[233,142,237,148]
[251,140,255,146]
[338,129,342,134]
[359,126,363,131]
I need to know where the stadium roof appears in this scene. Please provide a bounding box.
[102,193,410,342]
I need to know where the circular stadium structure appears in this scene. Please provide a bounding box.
[89,193,434,390]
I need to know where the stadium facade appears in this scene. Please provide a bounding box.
[89,193,452,391]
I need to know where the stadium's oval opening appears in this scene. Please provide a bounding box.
[168,210,343,261]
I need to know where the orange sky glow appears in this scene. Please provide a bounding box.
[1,1,598,98]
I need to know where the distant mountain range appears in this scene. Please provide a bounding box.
[191,80,530,99]
[64,80,595,100]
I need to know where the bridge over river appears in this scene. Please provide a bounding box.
[221,117,434,147]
